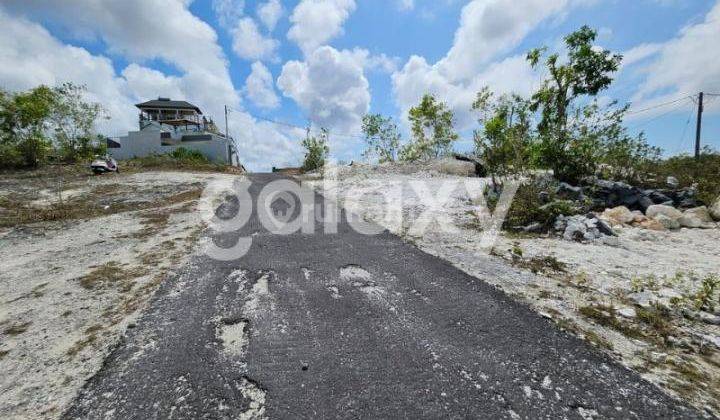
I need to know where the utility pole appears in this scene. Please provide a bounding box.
[224,105,229,141]
[695,92,704,159]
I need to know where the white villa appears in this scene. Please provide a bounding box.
[108,98,241,166]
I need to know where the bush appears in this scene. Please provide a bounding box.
[645,148,720,205]
[170,147,210,164]
[301,128,329,172]
[491,177,584,231]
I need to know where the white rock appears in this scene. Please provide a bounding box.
[646,204,682,220]
[678,214,704,228]
[657,288,683,300]
[437,158,476,177]
[602,206,635,225]
[617,307,636,318]
[684,206,714,223]
[710,197,720,221]
[654,214,681,230]
[628,291,657,308]
[666,176,679,188]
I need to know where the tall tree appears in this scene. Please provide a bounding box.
[527,26,622,182]
[400,94,458,161]
[361,113,400,163]
[50,83,107,162]
[472,88,533,187]
[0,85,56,167]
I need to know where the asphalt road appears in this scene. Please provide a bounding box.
[65,173,699,419]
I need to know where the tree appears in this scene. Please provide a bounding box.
[0,85,56,168]
[527,26,623,183]
[472,88,533,187]
[0,83,107,169]
[361,114,400,163]
[400,94,458,161]
[301,127,330,172]
[50,83,107,162]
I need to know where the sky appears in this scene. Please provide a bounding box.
[1,0,719,171]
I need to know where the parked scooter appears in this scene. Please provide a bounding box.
[90,155,119,174]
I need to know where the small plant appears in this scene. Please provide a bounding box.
[691,275,719,312]
[630,274,659,293]
[636,304,673,339]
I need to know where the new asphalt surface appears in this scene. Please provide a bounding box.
[64,173,700,419]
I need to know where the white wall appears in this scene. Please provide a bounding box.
[110,125,234,164]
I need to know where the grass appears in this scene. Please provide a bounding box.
[120,154,242,174]
[579,305,645,340]
[0,184,202,228]
[636,304,674,339]
[3,321,32,336]
[77,261,148,292]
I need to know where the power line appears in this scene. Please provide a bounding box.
[627,97,694,133]
[626,94,693,115]
[227,106,368,140]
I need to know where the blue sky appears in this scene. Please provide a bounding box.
[1,0,719,170]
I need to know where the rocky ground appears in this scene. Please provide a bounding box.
[302,160,720,416]
[0,168,238,419]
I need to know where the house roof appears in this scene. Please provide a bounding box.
[135,98,202,114]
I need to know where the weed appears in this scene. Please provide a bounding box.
[691,275,719,312]
[77,261,148,292]
[66,334,97,357]
[579,305,645,340]
[636,304,674,339]
[0,349,9,360]
[3,321,32,336]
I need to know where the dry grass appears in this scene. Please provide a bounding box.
[77,262,149,292]
[3,321,32,336]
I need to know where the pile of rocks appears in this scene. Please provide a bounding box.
[601,204,718,231]
[554,214,618,244]
[562,178,702,212]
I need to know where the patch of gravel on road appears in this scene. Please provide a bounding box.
[303,162,720,416]
[0,170,240,419]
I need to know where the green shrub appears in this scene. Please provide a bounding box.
[301,128,329,172]
[497,178,583,230]
[170,147,210,164]
[645,148,720,205]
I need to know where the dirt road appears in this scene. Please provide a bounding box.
[64,174,699,419]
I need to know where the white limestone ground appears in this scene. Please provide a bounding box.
[0,170,239,419]
[303,162,720,416]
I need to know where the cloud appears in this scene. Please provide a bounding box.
[244,62,280,109]
[231,17,279,61]
[397,0,415,11]
[392,0,563,129]
[0,3,302,172]
[437,0,568,82]
[277,46,370,134]
[287,0,356,54]
[628,2,720,115]
[212,0,245,28]
[257,0,283,31]
[2,0,239,116]
[0,9,135,135]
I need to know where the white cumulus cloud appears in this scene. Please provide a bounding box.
[287,0,356,54]
[391,0,565,129]
[245,62,280,109]
[257,0,283,31]
[627,2,720,115]
[277,46,370,133]
[231,17,279,61]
